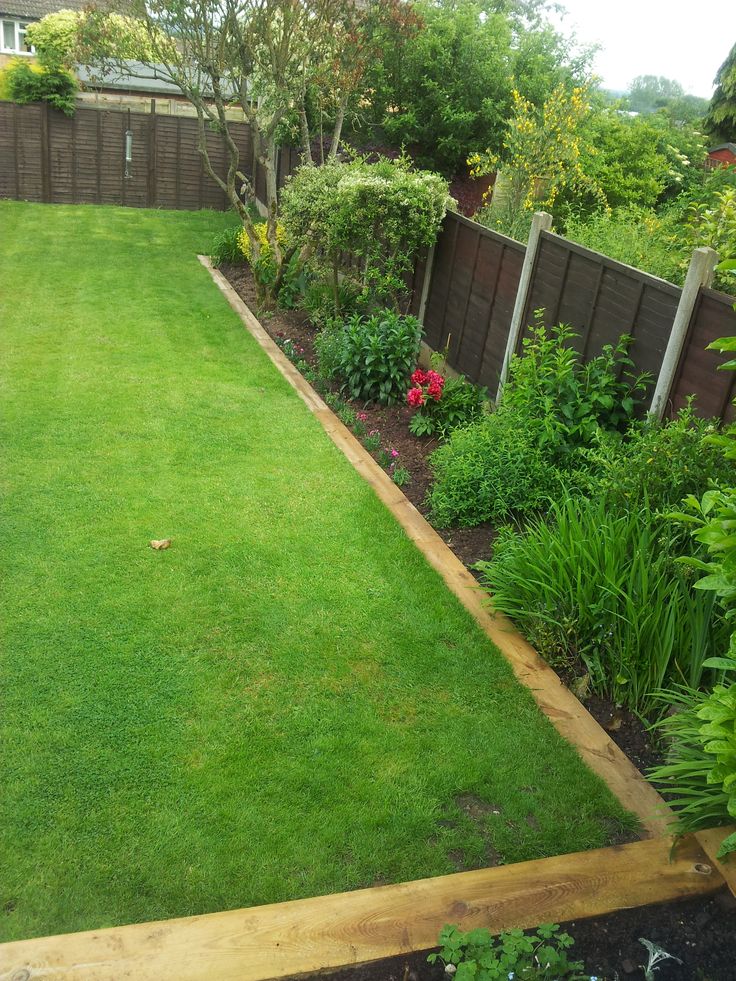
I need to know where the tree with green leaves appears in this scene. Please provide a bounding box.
[363,0,591,176]
[704,41,736,143]
[627,74,684,114]
[80,0,396,304]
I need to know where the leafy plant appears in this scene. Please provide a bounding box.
[211,225,244,266]
[363,430,381,452]
[427,923,590,981]
[502,323,650,461]
[578,403,731,515]
[408,366,487,439]
[392,466,410,487]
[427,406,564,527]
[324,310,422,404]
[650,676,736,859]
[1,58,77,115]
[477,495,728,712]
[639,939,682,980]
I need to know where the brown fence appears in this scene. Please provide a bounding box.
[421,212,736,419]
[670,287,736,423]
[422,213,524,389]
[0,102,252,210]
[519,232,681,383]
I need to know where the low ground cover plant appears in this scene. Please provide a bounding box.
[428,922,591,980]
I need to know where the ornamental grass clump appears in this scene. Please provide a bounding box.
[477,496,729,713]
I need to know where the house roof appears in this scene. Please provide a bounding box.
[708,143,736,155]
[0,0,87,20]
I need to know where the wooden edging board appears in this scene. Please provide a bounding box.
[0,835,721,981]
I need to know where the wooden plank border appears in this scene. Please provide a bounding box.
[198,257,669,837]
[0,836,721,981]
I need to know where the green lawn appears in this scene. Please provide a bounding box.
[0,200,635,943]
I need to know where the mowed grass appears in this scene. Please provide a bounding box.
[0,200,635,942]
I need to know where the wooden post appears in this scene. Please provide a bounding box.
[417,244,436,325]
[649,246,719,420]
[496,211,552,402]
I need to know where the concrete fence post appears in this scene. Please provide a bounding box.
[496,211,553,403]
[649,246,719,420]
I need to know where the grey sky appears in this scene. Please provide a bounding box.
[548,1,736,97]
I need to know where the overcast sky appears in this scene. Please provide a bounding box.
[548,1,736,97]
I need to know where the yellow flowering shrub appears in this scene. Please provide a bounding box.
[237,221,287,265]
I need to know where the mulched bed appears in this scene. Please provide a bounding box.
[280,888,736,981]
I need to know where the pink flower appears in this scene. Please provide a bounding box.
[358,412,368,422]
[411,368,428,385]
[391,449,399,458]
[407,387,424,407]
[427,370,445,388]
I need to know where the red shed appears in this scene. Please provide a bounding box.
[706,143,736,169]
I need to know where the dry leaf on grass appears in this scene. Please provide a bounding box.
[150,539,172,550]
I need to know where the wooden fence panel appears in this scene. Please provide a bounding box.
[422,212,523,391]
[670,287,736,422]
[0,102,44,202]
[0,103,251,211]
[521,232,681,390]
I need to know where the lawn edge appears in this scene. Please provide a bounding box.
[0,835,722,981]
[198,257,667,836]
[200,258,736,894]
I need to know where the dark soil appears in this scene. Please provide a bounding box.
[281,889,736,981]
[586,696,664,773]
[218,263,678,774]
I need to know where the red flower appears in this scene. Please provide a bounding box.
[428,382,443,401]
[407,387,425,407]
[411,368,428,385]
[427,370,445,388]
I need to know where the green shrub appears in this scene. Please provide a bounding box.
[563,207,688,285]
[650,678,736,859]
[502,323,650,462]
[210,225,243,266]
[2,58,77,115]
[427,407,564,527]
[579,403,731,515]
[320,310,422,404]
[477,496,728,712]
[281,156,451,312]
